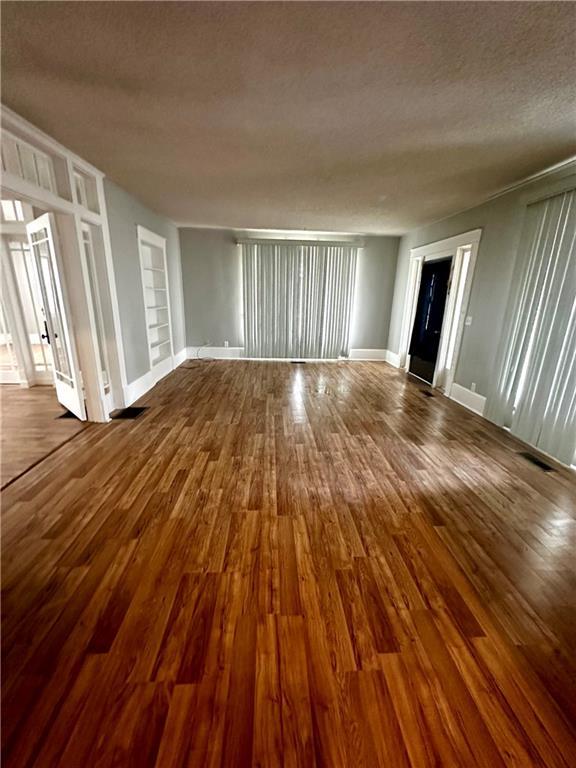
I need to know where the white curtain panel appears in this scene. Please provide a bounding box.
[487,189,576,465]
[242,241,358,359]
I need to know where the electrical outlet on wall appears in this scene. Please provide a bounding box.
[224,340,229,348]
[470,382,476,393]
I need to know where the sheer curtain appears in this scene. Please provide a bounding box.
[242,241,358,359]
[487,189,576,465]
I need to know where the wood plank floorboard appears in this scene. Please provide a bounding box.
[2,361,576,767]
[1,385,86,488]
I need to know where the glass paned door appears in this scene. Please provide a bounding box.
[0,298,21,383]
[26,214,86,419]
[81,223,112,412]
[6,237,54,383]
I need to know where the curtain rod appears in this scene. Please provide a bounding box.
[235,238,365,247]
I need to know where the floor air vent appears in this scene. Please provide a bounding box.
[421,390,434,398]
[111,407,148,420]
[518,452,555,472]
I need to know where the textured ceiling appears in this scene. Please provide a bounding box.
[2,2,575,234]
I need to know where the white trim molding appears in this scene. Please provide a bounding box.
[349,348,387,361]
[384,350,401,367]
[184,346,401,364]
[408,228,482,261]
[398,228,482,392]
[123,370,156,407]
[137,225,174,381]
[1,106,127,421]
[123,347,187,406]
[349,348,400,365]
[418,157,576,232]
[173,348,187,366]
[449,383,487,416]
[187,346,244,360]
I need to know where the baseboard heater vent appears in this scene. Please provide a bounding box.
[518,451,555,472]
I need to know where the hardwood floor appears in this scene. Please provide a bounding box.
[2,361,576,767]
[0,385,87,488]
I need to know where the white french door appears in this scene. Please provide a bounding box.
[26,213,86,419]
[80,223,113,414]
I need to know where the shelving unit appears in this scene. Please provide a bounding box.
[137,226,173,375]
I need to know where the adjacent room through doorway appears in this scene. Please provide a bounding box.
[408,256,452,384]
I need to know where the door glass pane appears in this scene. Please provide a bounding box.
[33,237,72,382]
[18,144,38,185]
[35,154,54,192]
[8,239,53,374]
[82,228,110,390]
[0,300,19,373]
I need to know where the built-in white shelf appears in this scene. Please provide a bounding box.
[138,227,173,374]
[151,338,171,349]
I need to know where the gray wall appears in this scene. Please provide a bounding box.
[350,236,399,349]
[388,165,576,396]
[179,228,243,348]
[179,228,399,351]
[104,180,186,383]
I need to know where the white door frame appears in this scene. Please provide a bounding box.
[399,228,482,394]
[1,106,129,419]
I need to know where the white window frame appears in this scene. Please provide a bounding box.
[1,129,57,194]
[399,228,482,395]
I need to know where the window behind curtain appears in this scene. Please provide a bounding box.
[242,242,358,359]
[487,189,576,464]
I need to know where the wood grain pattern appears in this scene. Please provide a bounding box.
[2,360,576,767]
[0,385,86,488]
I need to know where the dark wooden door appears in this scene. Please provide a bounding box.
[408,257,452,384]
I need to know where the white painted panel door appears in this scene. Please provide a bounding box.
[26,213,87,420]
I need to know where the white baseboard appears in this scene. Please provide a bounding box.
[349,348,387,361]
[153,354,175,381]
[173,348,187,366]
[123,348,188,406]
[185,346,400,364]
[384,350,401,368]
[186,346,245,360]
[123,370,155,406]
[348,349,400,365]
[449,382,487,416]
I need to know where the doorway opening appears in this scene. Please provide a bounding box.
[408,257,452,384]
[1,200,55,386]
[399,228,482,394]
[0,193,121,484]
[1,188,119,417]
